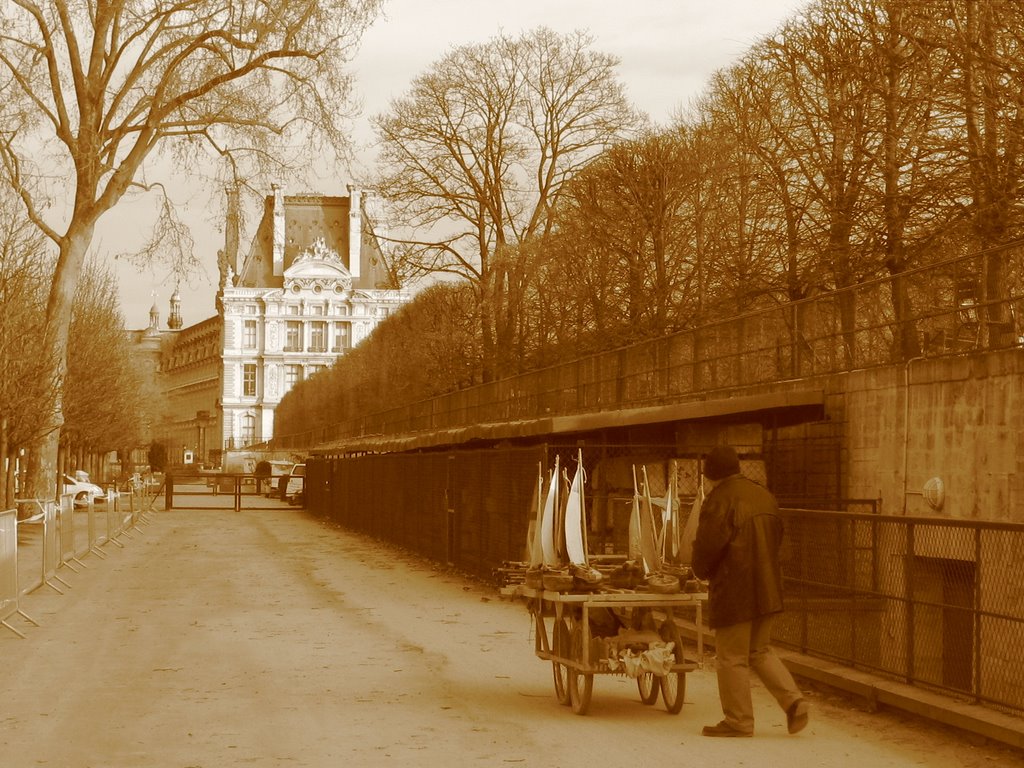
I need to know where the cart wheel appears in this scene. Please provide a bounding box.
[568,623,593,715]
[660,618,686,714]
[637,672,660,705]
[552,619,571,706]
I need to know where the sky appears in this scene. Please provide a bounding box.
[113,0,806,330]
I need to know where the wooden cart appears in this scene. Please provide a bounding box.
[512,585,707,716]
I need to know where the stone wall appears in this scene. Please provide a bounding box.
[780,348,1024,521]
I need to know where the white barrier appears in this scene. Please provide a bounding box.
[105,489,124,547]
[3,486,158,638]
[1,508,39,637]
[40,500,70,593]
[115,492,135,541]
[14,499,67,594]
[86,491,107,558]
[58,493,88,572]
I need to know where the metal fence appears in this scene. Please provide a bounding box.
[307,446,544,576]
[0,508,29,636]
[777,508,1024,716]
[162,472,294,512]
[277,244,1024,450]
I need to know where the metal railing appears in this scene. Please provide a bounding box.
[1,488,157,637]
[276,243,1024,450]
[0,508,35,637]
[777,508,1024,715]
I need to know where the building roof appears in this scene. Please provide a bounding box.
[237,191,391,291]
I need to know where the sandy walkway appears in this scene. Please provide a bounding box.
[2,507,1019,767]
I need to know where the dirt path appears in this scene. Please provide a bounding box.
[2,508,1020,767]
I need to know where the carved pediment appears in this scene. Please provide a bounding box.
[284,237,352,294]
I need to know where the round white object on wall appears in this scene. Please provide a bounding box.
[923,477,944,511]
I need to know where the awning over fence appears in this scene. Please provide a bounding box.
[312,387,825,456]
[550,389,825,434]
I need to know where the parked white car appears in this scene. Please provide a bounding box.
[63,472,105,507]
[284,463,305,504]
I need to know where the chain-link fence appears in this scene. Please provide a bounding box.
[306,446,545,576]
[306,444,708,576]
[777,508,1024,716]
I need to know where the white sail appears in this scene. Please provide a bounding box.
[540,455,560,567]
[628,466,642,561]
[638,466,662,575]
[564,451,587,566]
[679,477,704,565]
[527,463,544,568]
[664,461,679,562]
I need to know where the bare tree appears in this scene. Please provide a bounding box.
[0,0,381,498]
[855,0,963,358]
[274,282,483,442]
[373,27,635,379]
[0,192,54,508]
[63,262,148,480]
[537,130,697,352]
[761,0,886,366]
[942,0,1024,341]
[705,53,815,307]
[707,1,962,363]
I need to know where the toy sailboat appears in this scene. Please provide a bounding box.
[678,475,703,568]
[606,467,645,589]
[523,452,601,592]
[636,465,680,594]
[563,450,602,590]
[540,454,560,569]
[535,455,573,591]
[524,463,546,589]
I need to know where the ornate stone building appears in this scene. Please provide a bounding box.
[134,186,409,464]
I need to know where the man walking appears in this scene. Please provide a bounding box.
[692,445,809,737]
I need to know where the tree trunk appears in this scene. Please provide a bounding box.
[963,0,1014,345]
[888,269,920,360]
[880,3,921,362]
[26,222,96,503]
[830,230,857,369]
[0,417,8,509]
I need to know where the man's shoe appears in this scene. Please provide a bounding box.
[701,721,753,737]
[787,699,809,734]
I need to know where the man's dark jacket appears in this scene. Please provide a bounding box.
[691,473,785,629]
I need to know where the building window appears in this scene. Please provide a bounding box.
[242,319,257,349]
[240,414,256,446]
[285,364,302,391]
[243,364,257,397]
[311,305,325,316]
[333,322,350,352]
[287,305,300,316]
[285,320,303,352]
[309,321,327,353]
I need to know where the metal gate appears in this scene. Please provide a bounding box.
[163,472,297,511]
